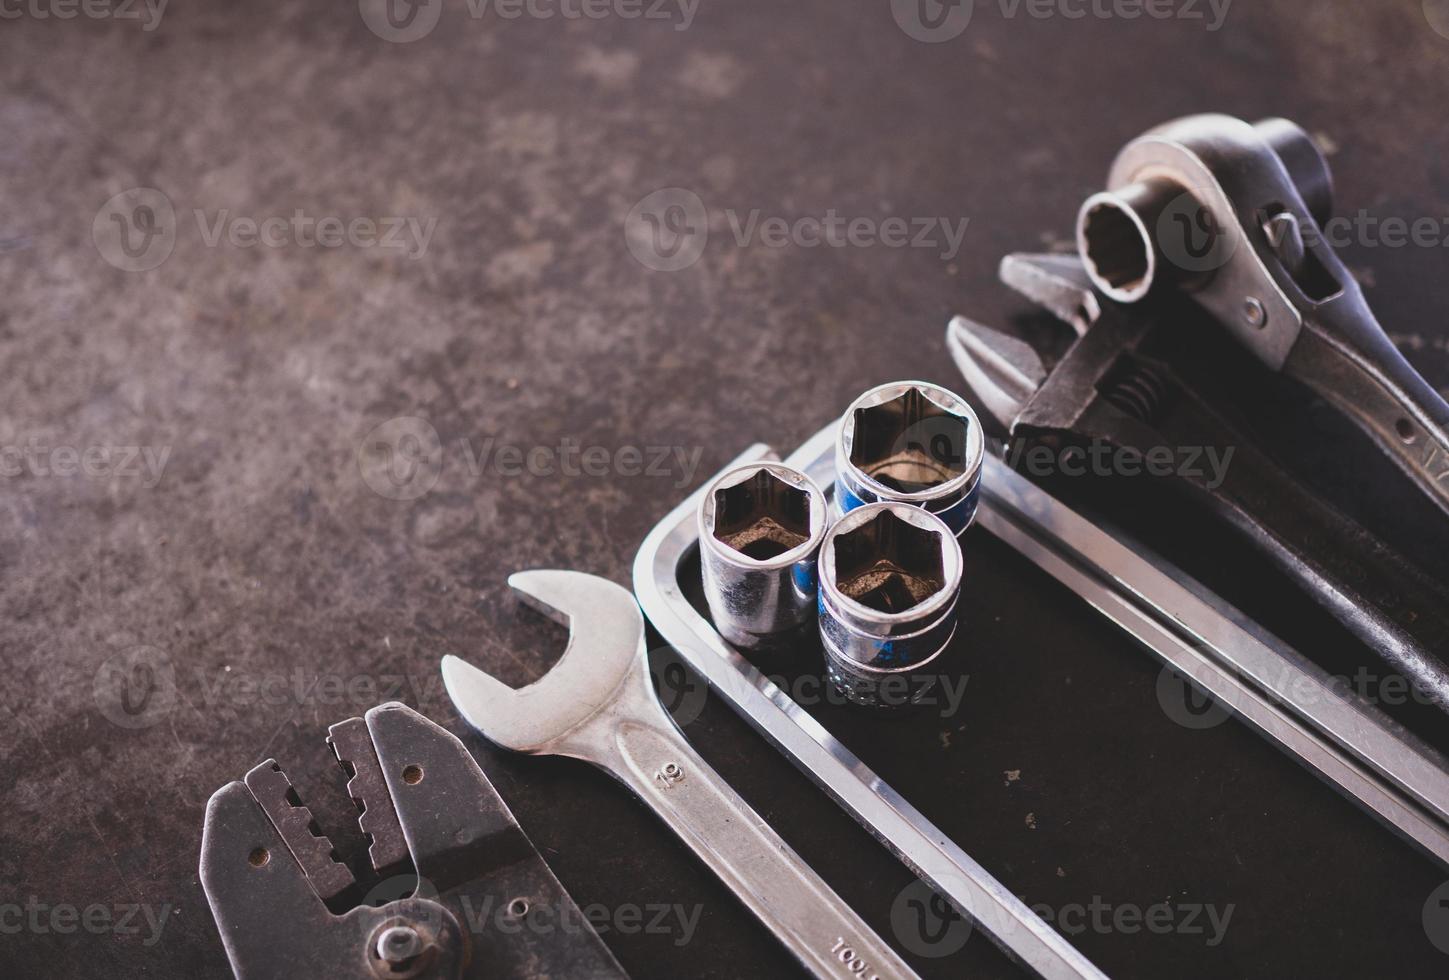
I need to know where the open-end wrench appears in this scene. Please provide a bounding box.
[441,570,921,980]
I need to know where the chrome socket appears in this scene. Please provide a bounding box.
[835,381,984,537]
[818,502,963,708]
[699,462,829,651]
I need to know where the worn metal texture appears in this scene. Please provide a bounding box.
[3,1,1449,978]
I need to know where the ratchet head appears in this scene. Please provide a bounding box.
[441,570,648,755]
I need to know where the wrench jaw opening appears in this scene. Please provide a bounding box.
[443,569,667,764]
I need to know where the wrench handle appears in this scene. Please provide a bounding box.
[1287,315,1449,517]
[607,718,919,980]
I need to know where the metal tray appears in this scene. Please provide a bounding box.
[633,423,1449,980]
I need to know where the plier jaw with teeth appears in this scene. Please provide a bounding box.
[199,702,628,980]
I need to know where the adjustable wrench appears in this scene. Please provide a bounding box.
[1075,113,1449,515]
[441,570,920,980]
[951,252,1449,710]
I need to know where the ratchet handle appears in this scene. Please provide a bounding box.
[608,719,919,980]
[1287,315,1449,517]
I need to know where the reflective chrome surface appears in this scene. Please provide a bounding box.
[835,381,984,536]
[818,502,962,707]
[635,426,1110,980]
[635,422,1449,980]
[443,570,921,980]
[699,462,827,651]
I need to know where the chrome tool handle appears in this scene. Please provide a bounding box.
[1287,307,1449,517]
[605,716,919,980]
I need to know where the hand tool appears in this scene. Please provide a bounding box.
[637,434,1111,980]
[1075,113,1449,517]
[817,501,963,708]
[440,570,921,980]
[948,251,1449,711]
[699,461,829,651]
[200,702,627,980]
[635,428,1449,978]
[835,381,984,536]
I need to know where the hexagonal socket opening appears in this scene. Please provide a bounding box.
[830,508,946,615]
[711,469,813,562]
[1080,197,1152,298]
[849,387,971,494]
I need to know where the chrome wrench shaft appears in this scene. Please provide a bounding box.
[442,571,920,980]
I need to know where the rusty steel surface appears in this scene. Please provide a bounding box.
[4,1,1449,978]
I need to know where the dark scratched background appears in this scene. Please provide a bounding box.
[4,0,1449,977]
